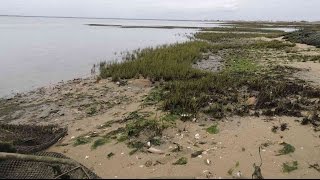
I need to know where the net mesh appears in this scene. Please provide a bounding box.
[0,124,100,179]
[0,123,67,154]
[0,152,100,179]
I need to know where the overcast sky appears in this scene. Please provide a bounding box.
[0,0,319,21]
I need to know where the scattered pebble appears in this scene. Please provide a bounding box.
[236,171,242,178]
[195,134,200,140]
[70,136,75,140]
[85,156,89,159]
[148,147,164,154]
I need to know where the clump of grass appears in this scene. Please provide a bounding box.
[284,29,320,48]
[194,32,281,42]
[173,157,188,165]
[91,138,110,150]
[86,105,97,115]
[100,41,210,81]
[144,87,165,106]
[73,136,92,147]
[202,27,284,33]
[282,161,298,173]
[277,143,295,156]
[206,124,219,134]
[227,161,240,175]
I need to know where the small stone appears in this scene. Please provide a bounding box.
[139,165,144,168]
[236,171,242,178]
[85,156,89,159]
[147,147,164,154]
[145,160,153,167]
[147,142,151,147]
[191,150,204,158]
[246,97,257,106]
[205,159,211,165]
[70,136,75,140]
[195,134,200,140]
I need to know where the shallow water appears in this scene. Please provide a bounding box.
[0,17,224,97]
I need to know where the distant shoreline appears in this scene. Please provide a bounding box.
[0,14,214,22]
[86,24,202,29]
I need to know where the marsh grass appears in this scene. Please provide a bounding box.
[202,27,284,33]
[277,143,295,156]
[194,32,283,42]
[173,157,188,165]
[91,138,110,150]
[282,161,298,173]
[284,29,320,48]
[100,30,320,121]
[206,124,219,134]
[73,136,92,147]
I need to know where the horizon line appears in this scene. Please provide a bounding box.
[0,14,316,23]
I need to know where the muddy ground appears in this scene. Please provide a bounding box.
[1,37,320,179]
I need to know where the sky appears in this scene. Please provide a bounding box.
[0,0,319,21]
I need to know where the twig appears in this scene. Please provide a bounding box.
[54,166,81,179]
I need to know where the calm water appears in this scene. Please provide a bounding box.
[0,17,225,97]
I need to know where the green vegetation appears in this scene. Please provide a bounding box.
[143,87,165,106]
[100,41,210,81]
[100,31,319,118]
[284,29,320,48]
[227,161,240,175]
[98,29,320,148]
[277,143,295,156]
[206,124,219,134]
[282,161,298,173]
[86,105,97,115]
[100,112,177,154]
[202,27,284,33]
[91,138,110,150]
[73,136,92,147]
[173,157,188,165]
[194,32,284,42]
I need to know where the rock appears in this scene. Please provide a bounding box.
[235,171,242,178]
[145,160,153,167]
[191,150,204,158]
[195,134,200,140]
[147,147,165,154]
[246,97,257,106]
[147,142,151,147]
[205,159,211,165]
